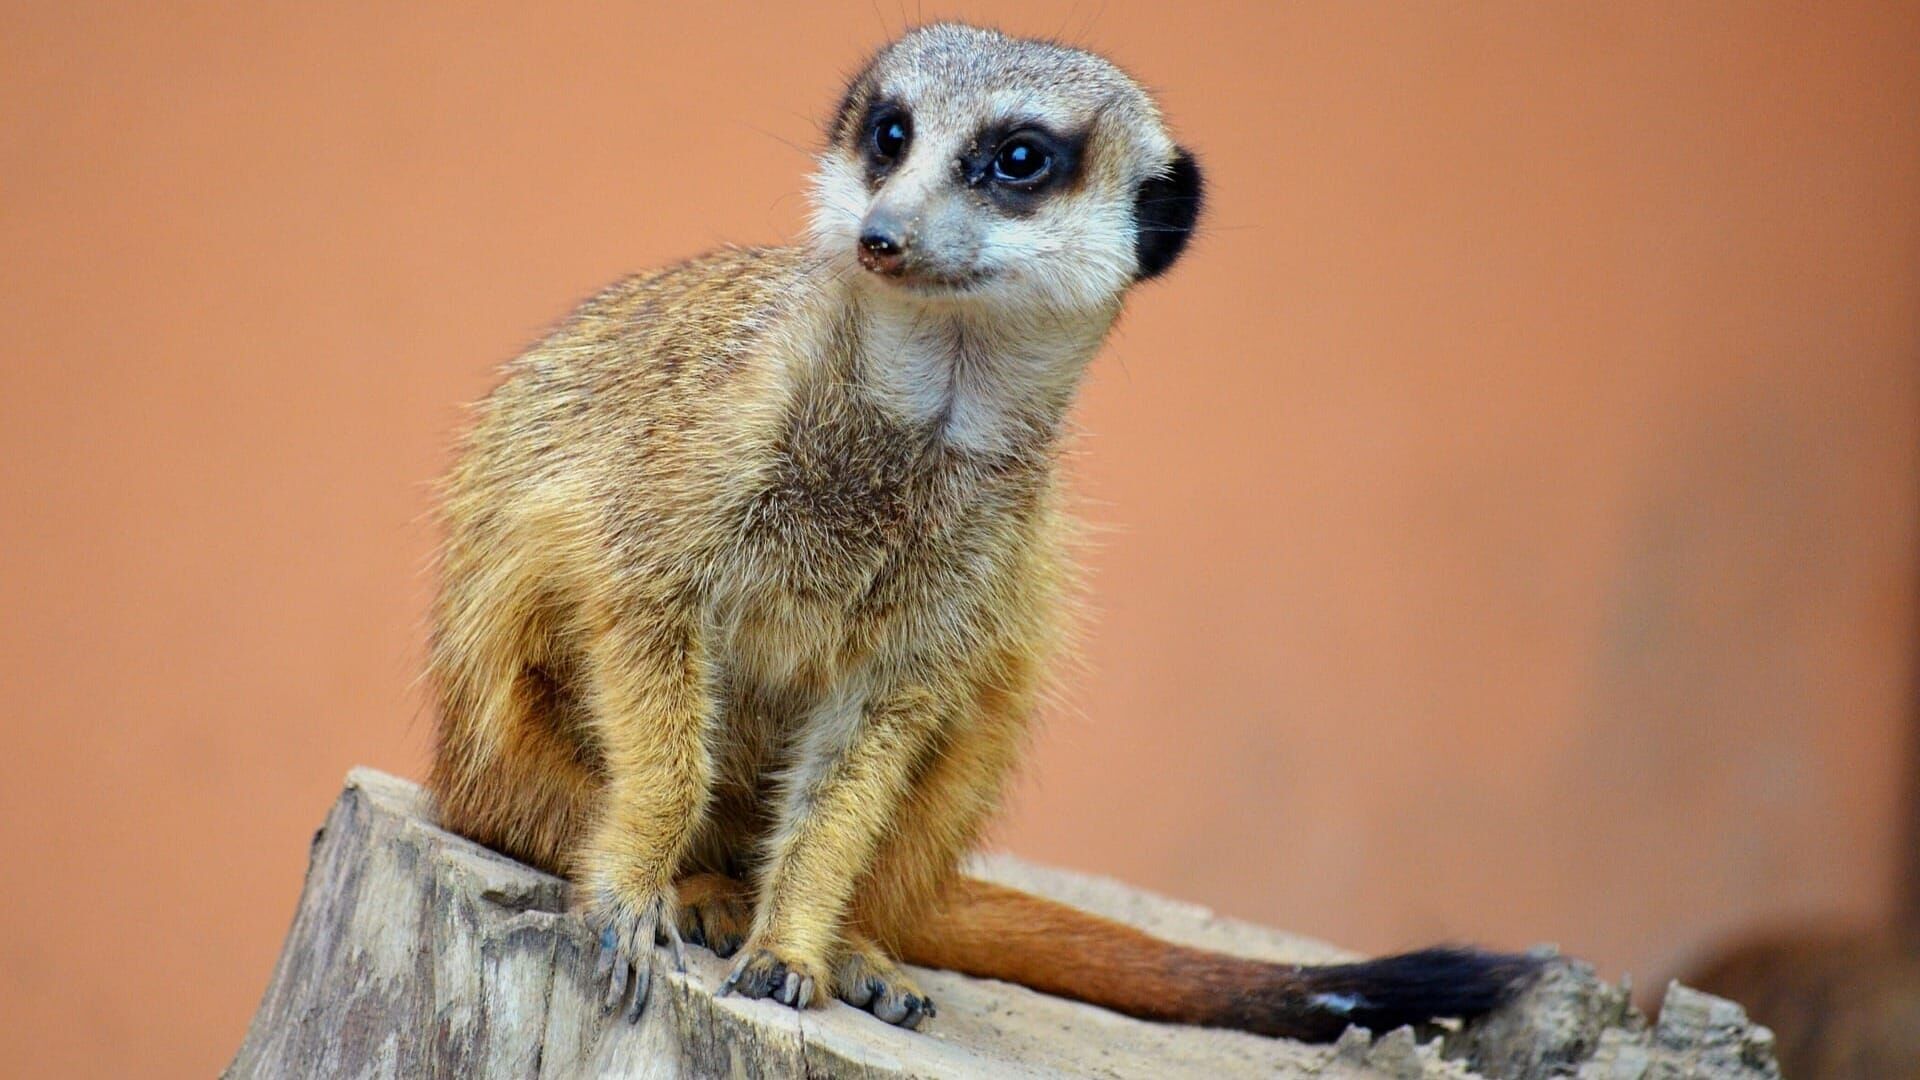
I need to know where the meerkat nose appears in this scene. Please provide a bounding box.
[860,229,902,256]
[857,214,910,274]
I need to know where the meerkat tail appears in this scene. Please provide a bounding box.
[894,877,1542,1042]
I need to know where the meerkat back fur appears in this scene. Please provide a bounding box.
[430,22,1538,1037]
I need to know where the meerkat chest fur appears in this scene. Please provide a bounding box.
[713,300,1062,698]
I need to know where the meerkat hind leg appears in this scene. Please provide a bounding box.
[670,872,753,958]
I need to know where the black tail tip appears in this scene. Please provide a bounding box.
[1302,946,1548,1036]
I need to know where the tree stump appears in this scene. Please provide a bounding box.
[227,770,1781,1078]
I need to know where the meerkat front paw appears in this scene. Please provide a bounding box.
[717,945,831,1009]
[836,940,935,1029]
[585,887,686,1023]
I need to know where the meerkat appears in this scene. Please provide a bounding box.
[428,23,1540,1038]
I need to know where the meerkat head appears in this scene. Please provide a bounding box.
[809,24,1204,316]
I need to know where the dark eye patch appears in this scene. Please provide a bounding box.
[956,119,1086,214]
[828,72,875,146]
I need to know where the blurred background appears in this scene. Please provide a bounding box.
[4,2,1918,1076]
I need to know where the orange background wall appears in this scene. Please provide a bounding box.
[4,3,1919,1076]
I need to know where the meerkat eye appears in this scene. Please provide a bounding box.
[992,134,1053,187]
[870,112,911,165]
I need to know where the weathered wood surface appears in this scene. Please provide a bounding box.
[227,770,1781,1078]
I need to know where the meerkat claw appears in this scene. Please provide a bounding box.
[602,946,630,1015]
[595,926,618,983]
[872,987,934,1029]
[588,891,676,1023]
[720,948,823,1010]
[720,951,786,1000]
[653,914,689,973]
[836,944,935,1028]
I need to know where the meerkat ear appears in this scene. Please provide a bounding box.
[1133,147,1204,281]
